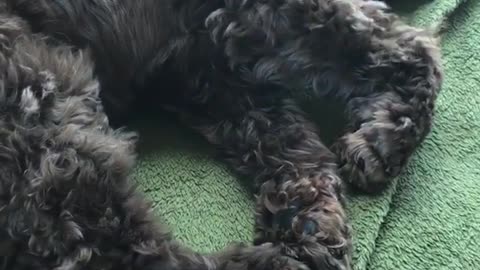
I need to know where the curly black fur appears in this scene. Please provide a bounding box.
[0,4,313,270]
[1,0,443,269]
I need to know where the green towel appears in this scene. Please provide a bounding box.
[133,118,256,249]
[366,0,480,269]
[389,0,467,27]
[130,0,475,269]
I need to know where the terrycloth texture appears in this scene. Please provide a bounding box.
[389,0,467,27]
[133,118,256,250]
[130,0,475,269]
[366,0,480,269]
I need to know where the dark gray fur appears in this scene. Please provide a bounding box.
[1,0,443,269]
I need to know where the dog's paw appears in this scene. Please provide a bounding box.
[333,114,417,193]
[254,173,351,270]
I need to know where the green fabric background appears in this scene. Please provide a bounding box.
[131,1,480,269]
[367,0,480,269]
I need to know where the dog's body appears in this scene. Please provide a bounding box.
[0,0,442,269]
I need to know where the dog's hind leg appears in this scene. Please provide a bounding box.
[185,96,352,270]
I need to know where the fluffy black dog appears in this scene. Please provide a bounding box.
[1,0,442,269]
[0,3,313,270]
